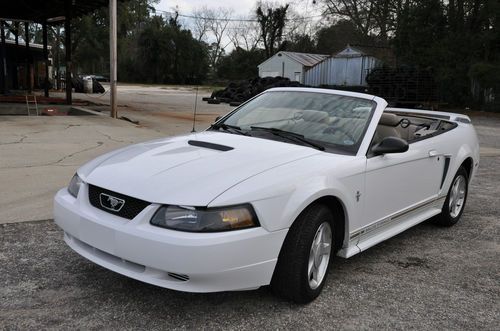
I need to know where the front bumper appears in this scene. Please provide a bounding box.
[54,185,288,292]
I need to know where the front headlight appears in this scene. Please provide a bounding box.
[67,174,83,198]
[150,204,259,232]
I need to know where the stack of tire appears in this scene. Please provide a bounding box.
[366,67,438,103]
[204,76,303,106]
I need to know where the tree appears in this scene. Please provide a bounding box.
[191,7,211,42]
[283,34,316,53]
[71,8,109,74]
[315,20,373,54]
[227,18,261,51]
[216,47,266,80]
[320,0,396,41]
[256,3,290,58]
[134,14,208,84]
[191,6,233,70]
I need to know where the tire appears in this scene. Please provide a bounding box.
[271,204,335,303]
[434,166,469,226]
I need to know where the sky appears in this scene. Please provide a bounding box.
[156,0,259,16]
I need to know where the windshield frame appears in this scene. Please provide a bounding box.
[208,89,378,156]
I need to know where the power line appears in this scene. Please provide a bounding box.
[155,9,323,23]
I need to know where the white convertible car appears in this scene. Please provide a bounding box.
[54,88,479,303]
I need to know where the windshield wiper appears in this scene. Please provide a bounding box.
[211,123,250,136]
[250,126,325,151]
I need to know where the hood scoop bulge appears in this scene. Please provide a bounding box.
[188,140,234,151]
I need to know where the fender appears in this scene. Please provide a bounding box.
[209,154,366,247]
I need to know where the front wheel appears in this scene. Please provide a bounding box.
[434,166,469,226]
[271,204,335,303]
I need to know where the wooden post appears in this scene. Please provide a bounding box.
[109,0,117,118]
[55,25,60,90]
[42,21,49,97]
[0,20,6,94]
[65,2,72,105]
[25,22,31,93]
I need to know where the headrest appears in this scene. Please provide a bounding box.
[302,110,329,123]
[379,113,400,126]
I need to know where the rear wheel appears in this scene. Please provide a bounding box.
[434,166,469,226]
[271,204,335,303]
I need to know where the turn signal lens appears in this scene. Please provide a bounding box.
[68,174,83,198]
[150,204,259,232]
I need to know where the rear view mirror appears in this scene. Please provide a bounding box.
[372,136,409,155]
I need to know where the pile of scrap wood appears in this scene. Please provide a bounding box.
[204,76,303,106]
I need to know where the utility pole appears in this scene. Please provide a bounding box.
[109,0,117,118]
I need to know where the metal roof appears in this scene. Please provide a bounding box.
[280,52,329,67]
[1,0,115,22]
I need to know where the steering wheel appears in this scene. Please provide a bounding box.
[398,118,411,128]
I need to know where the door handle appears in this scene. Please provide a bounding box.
[428,150,441,157]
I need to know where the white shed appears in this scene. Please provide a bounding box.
[304,45,382,87]
[258,51,328,84]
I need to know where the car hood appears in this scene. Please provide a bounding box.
[81,131,321,206]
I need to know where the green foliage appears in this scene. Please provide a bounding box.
[469,63,500,88]
[216,48,266,80]
[283,34,316,53]
[72,9,109,74]
[71,0,207,84]
[126,15,208,84]
[315,20,375,54]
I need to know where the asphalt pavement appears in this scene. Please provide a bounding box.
[0,103,499,329]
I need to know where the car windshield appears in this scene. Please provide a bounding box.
[216,91,376,154]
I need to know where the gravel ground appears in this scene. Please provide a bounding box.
[1,115,499,330]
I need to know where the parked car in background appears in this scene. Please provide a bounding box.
[54,88,479,303]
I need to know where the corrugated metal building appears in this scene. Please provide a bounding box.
[304,45,382,87]
[258,51,328,84]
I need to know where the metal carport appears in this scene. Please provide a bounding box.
[1,0,118,117]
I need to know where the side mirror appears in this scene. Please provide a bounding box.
[215,116,221,122]
[372,136,409,155]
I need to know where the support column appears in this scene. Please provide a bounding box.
[25,22,31,93]
[43,21,49,97]
[0,21,6,94]
[13,22,19,89]
[109,0,117,118]
[55,25,60,90]
[65,0,72,105]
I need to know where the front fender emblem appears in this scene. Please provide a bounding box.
[356,191,361,202]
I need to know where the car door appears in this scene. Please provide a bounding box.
[362,138,445,230]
